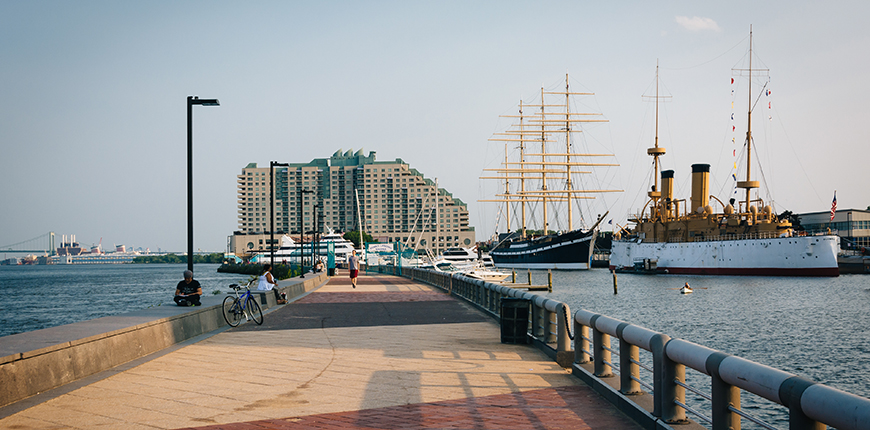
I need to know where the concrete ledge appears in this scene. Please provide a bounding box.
[0,272,327,408]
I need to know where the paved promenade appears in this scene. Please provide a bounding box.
[0,273,640,429]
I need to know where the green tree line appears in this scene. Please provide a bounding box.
[132,253,225,264]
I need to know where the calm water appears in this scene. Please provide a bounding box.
[0,264,246,338]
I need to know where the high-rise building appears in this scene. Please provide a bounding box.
[228,149,475,257]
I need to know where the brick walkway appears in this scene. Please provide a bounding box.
[182,386,630,429]
[0,273,641,429]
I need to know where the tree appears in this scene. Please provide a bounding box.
[343,231,374,248]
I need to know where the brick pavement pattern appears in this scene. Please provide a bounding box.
[0,272,641,429]
[181,386,630,429]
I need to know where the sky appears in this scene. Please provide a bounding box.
[1,1,868,253]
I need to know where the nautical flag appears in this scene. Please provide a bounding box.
[731,78,734,84]
[830,191,837,221]
[732,173,737,181]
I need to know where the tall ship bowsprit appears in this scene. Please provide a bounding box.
[481,74,621,270]
[610,29,840,276]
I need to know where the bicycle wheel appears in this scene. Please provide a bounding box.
[246,296,264,325]
[222,296,242,327]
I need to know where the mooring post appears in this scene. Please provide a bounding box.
[612,270,618,294]
[548,269,553,292]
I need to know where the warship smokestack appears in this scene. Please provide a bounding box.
[691,164,710,215]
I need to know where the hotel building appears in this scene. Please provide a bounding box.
[228,149,475,257]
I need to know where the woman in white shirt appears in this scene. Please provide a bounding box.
[257,264,286,304]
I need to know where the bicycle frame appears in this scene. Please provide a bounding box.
[223,280,264,326]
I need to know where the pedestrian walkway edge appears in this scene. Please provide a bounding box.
[0,272,328,409]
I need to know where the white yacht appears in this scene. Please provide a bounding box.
[251,227,356,263]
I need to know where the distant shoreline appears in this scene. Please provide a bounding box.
[132,253,224,264]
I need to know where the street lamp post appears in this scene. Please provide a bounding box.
[313,202,322,266]
[270,161,290,268]
[187,96,219,272]
[299,189,314,277]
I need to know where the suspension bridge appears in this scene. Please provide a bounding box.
[0,232,57,255]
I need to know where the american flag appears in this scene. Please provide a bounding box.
[830,191,837,221]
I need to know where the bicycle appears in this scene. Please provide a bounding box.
[222,280,264,327]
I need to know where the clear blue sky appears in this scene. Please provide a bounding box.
[1,1,867,252]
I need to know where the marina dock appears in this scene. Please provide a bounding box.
[0,273,640,429]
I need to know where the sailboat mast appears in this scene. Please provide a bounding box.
[503,144,511,233]
[565,73,574,230]
[435,177,440,255]
[540,86,548,235]
[519,101,527,239]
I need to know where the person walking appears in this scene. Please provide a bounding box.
[257,264,287,304]
[348,250,360,288]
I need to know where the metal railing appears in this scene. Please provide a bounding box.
[575,309,870,430]
[377,265,870,430]
[378,266,571,354]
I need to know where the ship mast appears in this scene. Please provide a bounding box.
[736,26,761,214]
[481,75,620,238]
[564,74,574,229]
[540,85,549,235]
[645,61,668,219]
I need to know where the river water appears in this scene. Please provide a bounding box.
[1,264,867,427]
[0,264,244,338]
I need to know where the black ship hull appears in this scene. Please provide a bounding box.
[490,229,598,270]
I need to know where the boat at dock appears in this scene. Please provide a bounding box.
[610,31,839,277]
[250,227,356,263]
[481,74,620,270]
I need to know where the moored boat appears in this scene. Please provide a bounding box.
[610,30,839,277]
[482,74,620,270]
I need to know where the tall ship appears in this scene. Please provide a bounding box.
[610,31,839,276]
[481,74,620,269]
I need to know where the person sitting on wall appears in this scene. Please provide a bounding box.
[174,270,202,306]
[257,264,287,304]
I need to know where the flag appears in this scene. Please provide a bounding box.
[830,191,837,221]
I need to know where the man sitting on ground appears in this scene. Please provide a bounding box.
[174,270,203,306]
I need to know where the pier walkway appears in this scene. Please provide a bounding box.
[0,273,641,429]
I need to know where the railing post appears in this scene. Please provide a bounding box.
[780,376,825,430]
[574,319,591,364]
[545,309,557,343]
[659,338,687,424]
[532,303,544,338]
[649,333,671,419]
[707,352,740,430]
[592,317,612,377]
[556,303,570,352]
[617,322,641,395]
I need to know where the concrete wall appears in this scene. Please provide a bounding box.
[0,272,327,408]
